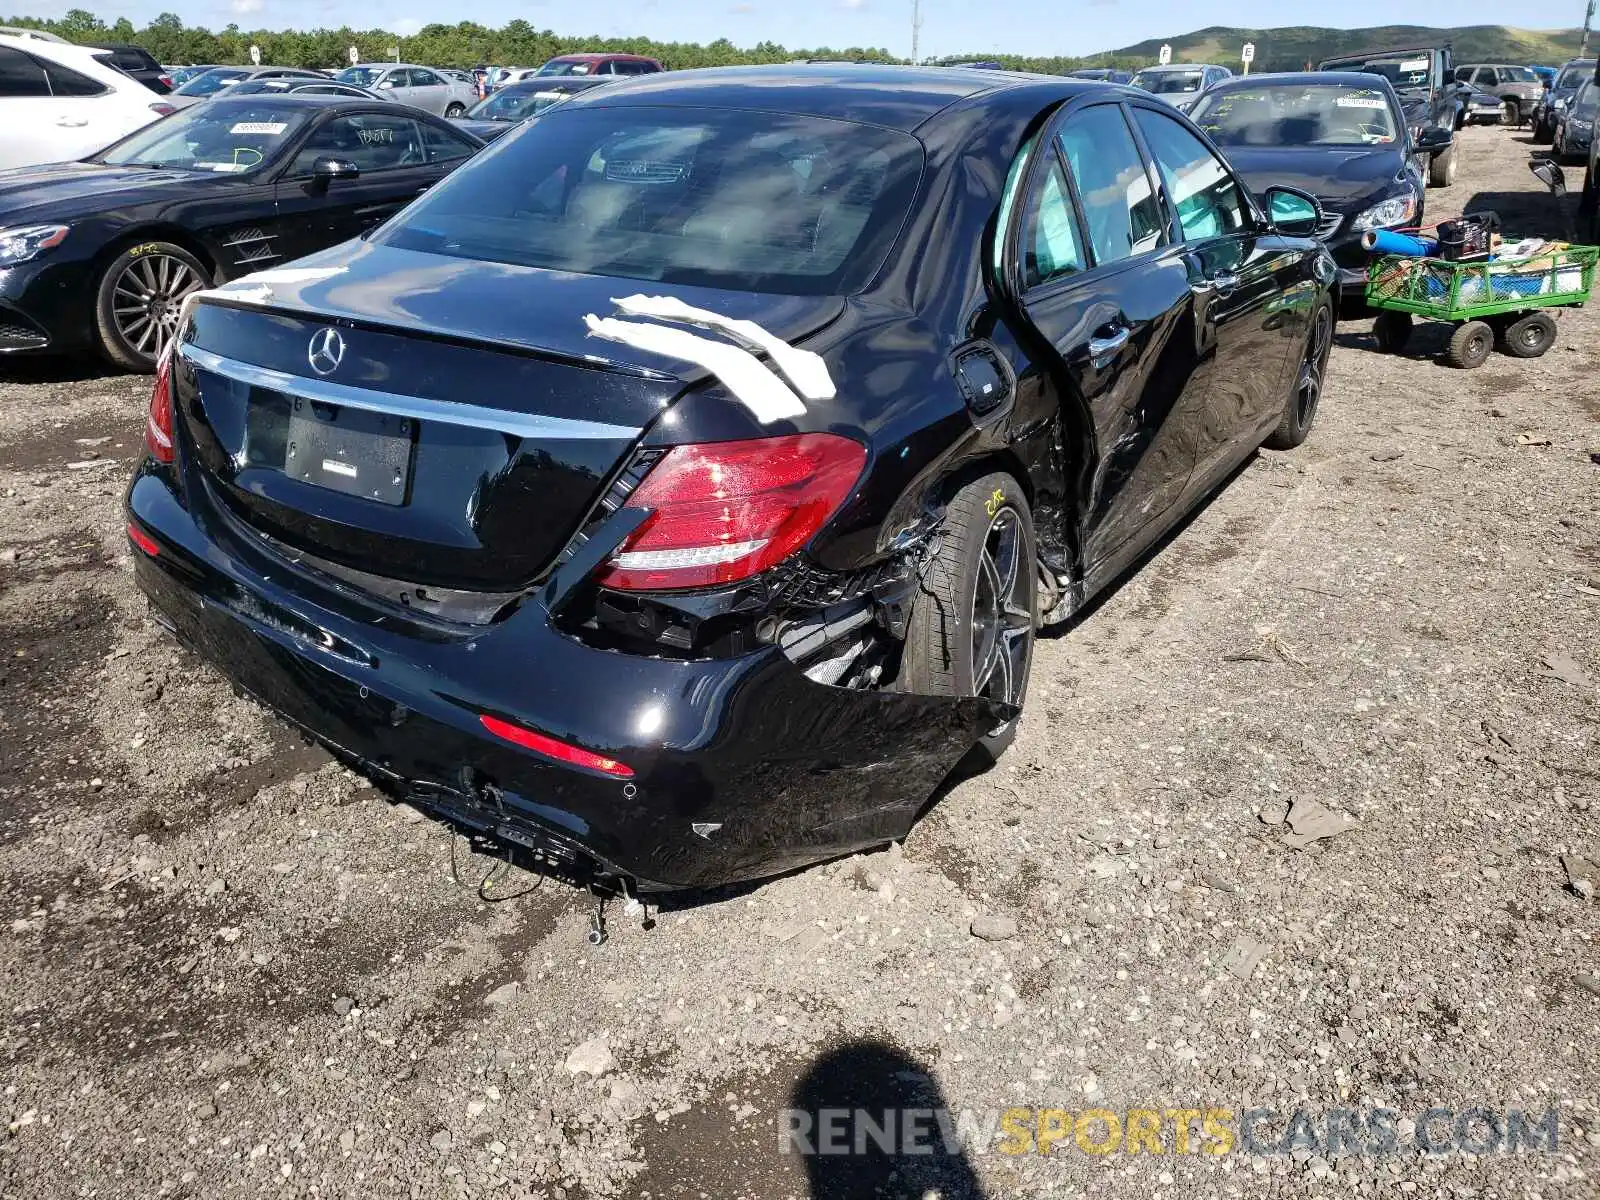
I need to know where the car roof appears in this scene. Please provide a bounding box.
[501,76,610,93]
[561,63,1098,131]
[203,93,392,108]
[1135,63,1218,71]
[547,52,657,62]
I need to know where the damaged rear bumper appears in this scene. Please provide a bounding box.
[126,468,1004,891]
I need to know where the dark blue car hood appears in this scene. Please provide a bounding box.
[1222,145,1409,207]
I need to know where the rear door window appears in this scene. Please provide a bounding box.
[1055,104,1163,265]
[44,58,108,96]
[1019,156,1084,287]
[0,46,50,96]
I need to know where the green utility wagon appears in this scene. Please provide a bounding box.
[1365,244,1597,368]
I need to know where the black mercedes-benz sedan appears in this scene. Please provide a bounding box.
[126,66,1337,892]
[1189,73,1427,306]
[0,96,483,371]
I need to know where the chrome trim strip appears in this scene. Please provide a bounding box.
[179,343,640,441]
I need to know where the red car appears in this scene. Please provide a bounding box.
[533,53,662,78]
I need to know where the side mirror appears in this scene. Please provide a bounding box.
[378,79,395,89]
[1263,185,1323,237]
[310,157,360,190]
[1415,125,1453,152]
[1529,159,1567,197]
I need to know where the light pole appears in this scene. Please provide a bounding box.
[911,0,921,65]
[1581,0,1595,58]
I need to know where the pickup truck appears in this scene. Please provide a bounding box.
[1318,44,1462,188]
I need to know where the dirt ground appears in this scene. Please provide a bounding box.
[1,124,1597,1200]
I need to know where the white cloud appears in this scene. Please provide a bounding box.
[838,0,867,8]
[393,16,422,34]
[230,0,263,13]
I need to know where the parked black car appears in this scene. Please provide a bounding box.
[126,66,1337,892]
[1069,68,1133,84]
[1317,44,1460,186]
[0,96,483,370]
[1190,72,1426,306]
[89,41,170,93]
[1535,58,1598,144]
[451,76,612,141]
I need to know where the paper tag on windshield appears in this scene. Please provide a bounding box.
[229,121,287,135]
[1398,58,1429,72]
[1336,96,1387,109]
[199,162,252,173]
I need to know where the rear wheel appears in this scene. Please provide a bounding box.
[1444,319,1493,368]
[1372,310,1414,354]
[445,102,466,117]
[93,241,210,372]
[1499,311,1557,358]
[1265,297,1332,450]
[1428,142,1457,188]
[901,472,1036,764]
[1502,98,1520,126]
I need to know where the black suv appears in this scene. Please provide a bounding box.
[89,42,170,93]
[1318,44,1461,187]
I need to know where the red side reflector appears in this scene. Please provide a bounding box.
[127,522,160,557]
[479,714,634,779]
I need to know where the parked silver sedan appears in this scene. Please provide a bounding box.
[333,63,477,116]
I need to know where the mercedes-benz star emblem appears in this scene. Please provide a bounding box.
[307,328,345,376]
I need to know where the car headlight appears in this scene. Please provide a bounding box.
[1572,117,1595,134]
[1351,193,1419,232]
[1555,97,1569,112]
[0,225,68,267]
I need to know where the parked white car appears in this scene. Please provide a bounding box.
[0,34,174,171]
[333,64,477,116]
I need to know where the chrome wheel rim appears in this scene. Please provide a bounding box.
[971,506,1033,730]
[112,253,203,361]
[1296,305,1332,425]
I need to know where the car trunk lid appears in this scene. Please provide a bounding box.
[174,247,844,594]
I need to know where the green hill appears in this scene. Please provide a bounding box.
[1106,25,1587,72]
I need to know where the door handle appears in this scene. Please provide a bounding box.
[1194,271,1240,297]
[56,117,89,127]
[1087,324,1130,365]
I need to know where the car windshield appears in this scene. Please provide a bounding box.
[1498,66,1537,82]
[536,58,594,76]
[1557,63,1596,88]
[1131,69,1204,95]
[1333,55,1432,89]
[337,66,385,87]
[94,102,311,172]
[465,87,574,121]
[174,67,249,97]
[1192,83,1399,146]
[374,106,924,296]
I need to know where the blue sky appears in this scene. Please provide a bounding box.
[14,0,1587,59]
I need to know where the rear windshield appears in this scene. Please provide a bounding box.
[375,106,925,296]
[1192,84,1398,146]
[466,87,574,121]
[1331,55,1432,89]
[94,102,311,172]
[1497,66,1537,83]
[174,67,249,97]
[336,66,386,87]
[1131,69,1204,95]
[537,58,595,76]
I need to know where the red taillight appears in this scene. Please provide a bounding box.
[145,349,174,463]
[479,714,634,779]
[594,433,867,592]
[149,102,177,117]
[127,521,160,557]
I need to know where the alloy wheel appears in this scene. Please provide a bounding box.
[111,253,204,361]
[971,506,1033,727]
[1296,305,1332,425]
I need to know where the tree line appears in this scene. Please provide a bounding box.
[0,8,1143,72]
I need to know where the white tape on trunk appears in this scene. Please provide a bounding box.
[610,293,837,400]
[583,314,807,423]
